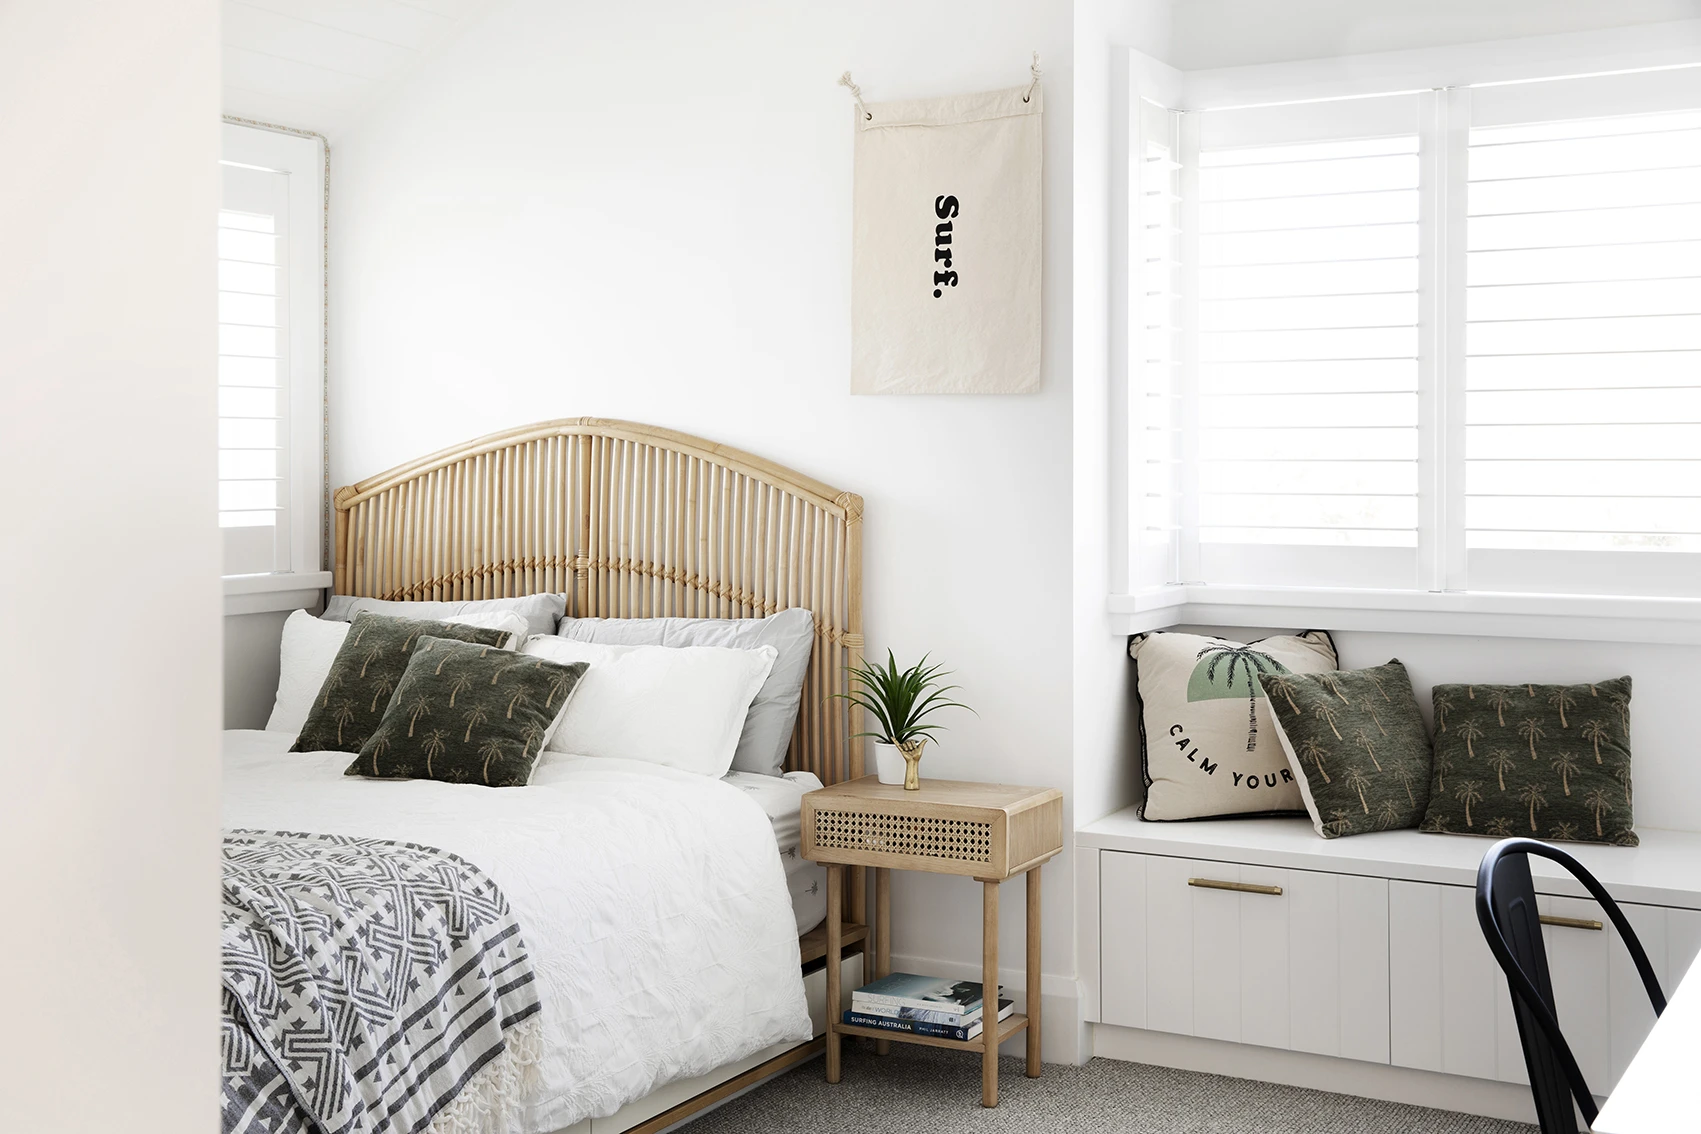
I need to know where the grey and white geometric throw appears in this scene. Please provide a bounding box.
[220,830,542,1134]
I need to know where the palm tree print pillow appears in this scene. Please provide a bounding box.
[292,612,518,754]
[1130,630,1338,821]
[348,636,589,787]
[1260,660,1432,839]
[1417,677,1635,846]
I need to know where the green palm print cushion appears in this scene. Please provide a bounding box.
[1418,677,1635,846]
[292,612,516,754]
[348,636,589,787]
[1261,660,1432,839]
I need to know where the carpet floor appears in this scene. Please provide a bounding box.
[682,1044,1540,1134]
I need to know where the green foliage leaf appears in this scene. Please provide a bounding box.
[829,649,976,745]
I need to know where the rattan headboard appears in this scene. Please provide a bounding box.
[332,418,865,788]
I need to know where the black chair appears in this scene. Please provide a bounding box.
[1476,838,1667,1134]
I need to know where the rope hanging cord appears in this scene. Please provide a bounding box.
[838,72,870,121]
[838,53,1042,122]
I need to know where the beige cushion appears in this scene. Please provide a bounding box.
[1131,629,1338,821]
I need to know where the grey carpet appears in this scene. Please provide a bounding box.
[684,1043,1540,1133]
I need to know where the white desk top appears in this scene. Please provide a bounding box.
[1594,960,1701,1133]
[1077,809,1701,910]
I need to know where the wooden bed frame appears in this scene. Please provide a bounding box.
[331,418,869,1133]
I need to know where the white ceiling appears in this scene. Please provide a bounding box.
[1160,0,1701,71]
[222,0,494,137]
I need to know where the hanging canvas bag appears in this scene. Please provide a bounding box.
[845,64,1043,394]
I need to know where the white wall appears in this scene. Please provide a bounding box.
[331,0,1082,1052]
[0,1,222,1129]
[1072,1,1148,834]
[226,609,294,727]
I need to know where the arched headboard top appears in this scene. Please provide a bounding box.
[332,418,864,786]
[336,418,862,521]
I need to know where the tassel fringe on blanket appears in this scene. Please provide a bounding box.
[426,1016,547,1134]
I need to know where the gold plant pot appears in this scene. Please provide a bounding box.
[898,737,928,791]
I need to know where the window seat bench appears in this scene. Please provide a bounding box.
[1076,809,1701,1120]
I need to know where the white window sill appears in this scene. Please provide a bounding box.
[1109,586,1701,646]
[223,570,332,616]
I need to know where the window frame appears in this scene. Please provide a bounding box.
[1115,36,1701,645]
[219,121,329,610]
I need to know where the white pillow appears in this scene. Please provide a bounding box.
[522,636,778,776]
[556,608,816,777]
[265,609,529,734]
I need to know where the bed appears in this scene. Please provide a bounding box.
[223,419,868,1134]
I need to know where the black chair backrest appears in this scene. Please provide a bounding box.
[1476,838,1667,1134]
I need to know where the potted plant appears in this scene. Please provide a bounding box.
[837,650,973,790]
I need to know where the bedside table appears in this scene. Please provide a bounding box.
[801,776,1064,1107]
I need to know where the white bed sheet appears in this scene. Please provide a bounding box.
[221,730,812,1134]
[722,771,828,937]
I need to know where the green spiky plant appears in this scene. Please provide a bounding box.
[835,651,973,789]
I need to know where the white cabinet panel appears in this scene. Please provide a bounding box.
[1099,851,1388,1063]
[1191,865,1243,1043]
[1286,867,1340,1058]
[1390,878,1695,1096]
[1099,849,1147,1029]
[1607,899,1665,1088]
[1339,874,1392,1063]
[1389,880,1443,1072]
[1543,894,1612,1091]
[1667,908,1701,988]
[1145,855,1196,1035]
[1241,864,1292,1050]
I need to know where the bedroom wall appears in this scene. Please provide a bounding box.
[0,1,222,1129]
[329,0,1084,1057]
[226,609,295,727]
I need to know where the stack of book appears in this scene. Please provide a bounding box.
[842,973,1014,1042]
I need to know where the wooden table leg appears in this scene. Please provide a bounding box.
[982,878,999,1107]
[826,864,842,1084]
[874,866,891,1056]
[1026,865,1041,1078]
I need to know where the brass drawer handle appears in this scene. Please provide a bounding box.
[1188,877,1282,896]
[1541,914,1603,931]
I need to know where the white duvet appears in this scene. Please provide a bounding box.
[221,730,812,1133]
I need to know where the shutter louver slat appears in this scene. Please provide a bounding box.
[1466,107,1701,556]
[218,165,291,555]
[1196,133,1422,552]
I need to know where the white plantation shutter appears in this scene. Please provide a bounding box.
[218,123,324,582]
[1184,96,1423,588]
[1134,99,1183,584]
[1465,71,1701,597]
[1132,69,1701,600]
[219,163,290,574]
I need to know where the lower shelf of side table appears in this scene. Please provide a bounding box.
[832,1012,1028,1052]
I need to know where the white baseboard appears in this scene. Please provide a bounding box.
[1090,1023,1539,1124]
[887,950,1088,1066]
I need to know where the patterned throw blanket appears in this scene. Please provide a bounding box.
[220,830,543,1134]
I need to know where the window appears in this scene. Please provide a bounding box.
[1132,67,1701,602]
[219,123,324,585]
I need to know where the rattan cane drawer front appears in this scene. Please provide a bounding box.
[813,807,995,870]
[802,777,1064,879]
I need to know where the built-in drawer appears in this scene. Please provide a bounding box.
[1099,850,1391,1064]
[1389,879,1701,1095]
